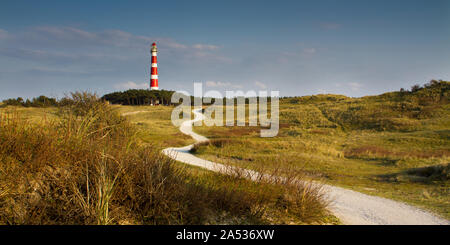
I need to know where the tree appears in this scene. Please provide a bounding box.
[101,89,176,106]
[411,84,421,93]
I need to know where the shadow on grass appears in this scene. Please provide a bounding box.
[375,163,449,184]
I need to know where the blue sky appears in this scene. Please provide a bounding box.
[0,0,449,99]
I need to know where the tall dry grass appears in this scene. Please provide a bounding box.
[0,92,330,224]
[190,141,330,223]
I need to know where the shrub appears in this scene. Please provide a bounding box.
[411,84,422,93]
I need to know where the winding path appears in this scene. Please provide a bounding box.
[159,109,449,225]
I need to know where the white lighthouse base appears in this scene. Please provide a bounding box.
[150,87,159,90]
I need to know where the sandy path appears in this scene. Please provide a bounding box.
[161,109,449,225]
[122,110,149,116]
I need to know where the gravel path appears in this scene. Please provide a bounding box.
[162,109,449,225]
[122,110,149,116]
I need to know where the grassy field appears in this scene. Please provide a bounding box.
[191,81,450,219]
[114,105,195,149]
[0,94,335,225]
[1,81,447,223]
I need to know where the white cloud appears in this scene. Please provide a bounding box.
[27,66,93,76]
[0,26,200,53]
[0,47,127,63]
[317,89,328,94]
[0,26,233,66]
[163,40,187,49]
[35,26,97,41]
[193,44,219,51]
[21,26,188,50]
[205,81,242,89]
[347,82,363,91]
[254,81,267,89]
[303,48,316,54]
[114,81,148,90]
[205,81,229,87]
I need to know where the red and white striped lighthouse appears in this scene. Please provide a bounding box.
[150,42,159,90]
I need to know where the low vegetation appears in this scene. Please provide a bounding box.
[2,80,447,223]
[115,105,195,149]
[192,80,450,219]
[0,92,333,225]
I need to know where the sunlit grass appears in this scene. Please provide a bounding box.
[0,97,333,225]
[191,83,450,219]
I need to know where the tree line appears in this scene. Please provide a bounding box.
[101,89,175,105]
[2,89,279,108]
[1,90,177,107]
[2,95,59,107]
[101,89,274,106]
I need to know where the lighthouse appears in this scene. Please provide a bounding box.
[150,42,159,90]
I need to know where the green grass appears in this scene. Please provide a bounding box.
[0,106,59,123]
[191,81,450,219]
[116,105,195,149]
[0,95,333,225]
[2,81,447,223]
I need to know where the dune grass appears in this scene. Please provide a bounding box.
[191,81,450,219]
[0,106,59,123]
[0,93,333,225]
[115,105,195,149]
